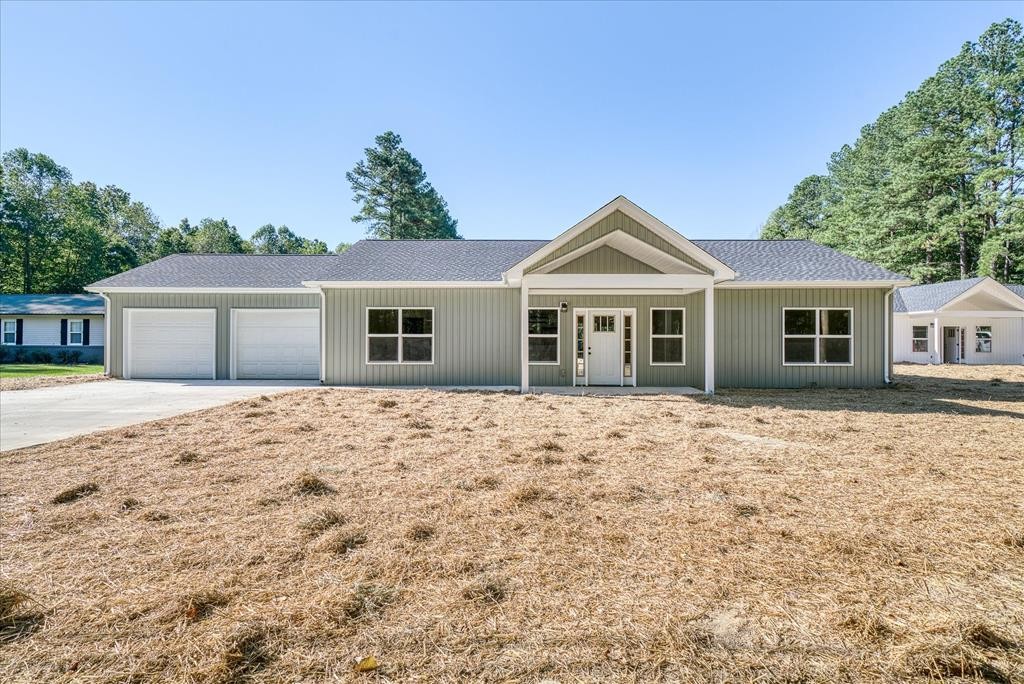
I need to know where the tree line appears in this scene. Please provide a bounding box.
[762,19,1023,284]
[0,130,460,294]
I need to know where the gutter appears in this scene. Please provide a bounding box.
[884,287,893,384]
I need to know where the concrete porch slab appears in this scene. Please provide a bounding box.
[529,386,704,396]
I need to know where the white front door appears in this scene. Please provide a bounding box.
[588,310,621,385]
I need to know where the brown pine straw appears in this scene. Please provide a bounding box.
[1,364,1022,682]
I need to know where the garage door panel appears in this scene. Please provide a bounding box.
[126,310,216,379]
[234,310,319,379]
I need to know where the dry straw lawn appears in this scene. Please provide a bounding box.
[2,364,1022,683]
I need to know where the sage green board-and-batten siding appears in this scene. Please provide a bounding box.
[322,288,521,386]
[105,292,320,379]
[527,293,705,388]
[714,288,890,388]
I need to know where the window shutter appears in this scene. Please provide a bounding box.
[16,319,23,345]
[83,319,90,346]
[61,318,68,345]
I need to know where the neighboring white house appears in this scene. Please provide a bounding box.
[0,294,106,364]
[893,277,1024,365]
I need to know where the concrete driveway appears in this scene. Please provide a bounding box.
[0,379,319,451]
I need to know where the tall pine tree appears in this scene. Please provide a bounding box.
[346,131,461,239]
[762,19,1024,284]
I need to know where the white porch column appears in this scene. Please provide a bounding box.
[704,285,715,394]
[933,317,941,364]
[520,279,530,392]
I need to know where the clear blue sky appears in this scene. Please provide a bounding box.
[1,1,1017,247]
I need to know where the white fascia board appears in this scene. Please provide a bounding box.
[939,277,1024,312]
[503,196,736,281]
[716,279,914,289]
[85,286,314,294]
[524,273,714,289]
[302,280,509,289]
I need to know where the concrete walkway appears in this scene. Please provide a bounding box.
[1,379,318,451]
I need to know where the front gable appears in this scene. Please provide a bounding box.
[548,244,661,274]
[504,196,736,282]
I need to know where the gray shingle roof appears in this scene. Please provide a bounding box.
[0,294,106,315]
[893,278,987,313]
[894,277,1024,313]
[692,240,909,282]
[87,254,340,289]
[88,239,910,289]
[312,240,550,282]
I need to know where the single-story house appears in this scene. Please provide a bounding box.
[86,196,913,391]
[893,277,1024,365]
[0,294,106,364]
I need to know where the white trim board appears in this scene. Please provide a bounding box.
[528,229,706,276]
[87,287,315,294]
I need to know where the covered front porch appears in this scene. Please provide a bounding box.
[518,273,717,393]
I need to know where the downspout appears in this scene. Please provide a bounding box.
[883,288,892,384]
[318,286,326,385]
[100,292,111,377]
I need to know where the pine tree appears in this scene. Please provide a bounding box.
[346,131,460,239]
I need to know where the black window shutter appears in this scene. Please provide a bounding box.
[16,319,23,345]
[83,319,90,345]
[60,319,67,345]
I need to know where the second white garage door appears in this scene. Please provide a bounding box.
[232,309,320,380]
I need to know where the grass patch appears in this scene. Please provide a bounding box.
[290,472,335,496]
[0,363,103,378]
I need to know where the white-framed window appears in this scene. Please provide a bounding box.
[528,308,559,365]
[975,325,992,353]
[2,320,16,345]
[68,319,84,345]
[911,325,929,353]
[783,307,853,366]
[366,307,433,364]
[650,308,685,365]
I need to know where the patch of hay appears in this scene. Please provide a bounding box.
[215,623,275,684]
[0,582,43,645]
[290,472,335,496]
[462,577,508,604]
[322,530,367,555]
[179,590,230,623]
[339,584,396,622]
[51,482,98,504]
[300,509,347,536]
[174,450,202,465]
[377,399,398,409]
[406,522,435,542]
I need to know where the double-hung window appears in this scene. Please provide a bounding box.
[783,308,853,365]
[911,326,929,353]
[68,319,84,346]
[975,326,992,353]
[650,308,685,365]
[2,320,16,345]
[528,308,559,364]
[366,308,433,364]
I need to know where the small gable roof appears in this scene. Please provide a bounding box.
[504,196,735,281]
[0,294,106,315]
[893,277,1024,313]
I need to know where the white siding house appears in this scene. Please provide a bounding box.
[0,294,106,364]
[893,278,1024,365]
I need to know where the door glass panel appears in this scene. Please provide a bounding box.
[593,315,615,333]
[575,314,585,377]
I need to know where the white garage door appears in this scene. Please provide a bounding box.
[232,309,319,379]
[125,309,216,379]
